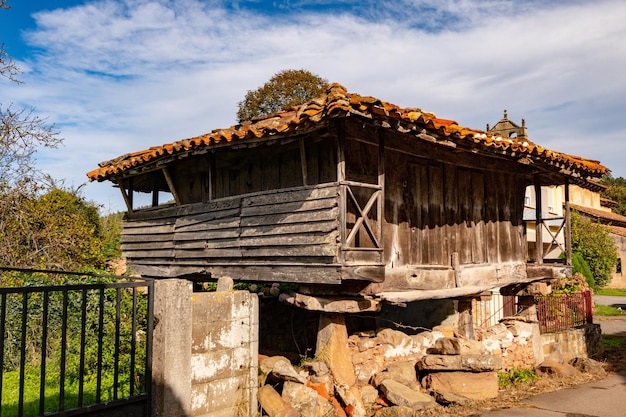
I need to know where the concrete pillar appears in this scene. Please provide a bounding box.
[151,279,193,417]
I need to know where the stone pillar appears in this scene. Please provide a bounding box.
[457,298,475,340]
[152,279,193,417]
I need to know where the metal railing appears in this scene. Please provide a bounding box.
[535,290,592,334]
[0,268,153,417]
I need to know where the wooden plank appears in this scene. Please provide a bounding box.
[121,241,175,250]
[484,174,499,263]
[174,229,240,241]
[175,248,242,258]
[240,197,337,217]
[471,171,486,263]
[122,224,175,235]
[239,220,338,237]
[241,245,337,258]
[456,169,472,264]
[174,208,241,228]
[428,164,444,265]
[125,249,175,258]
[175,239,240,250]
[175,218,240,233]
[121,233,174,243]
[241,184,338,207]
[239,233,337,247]
[443,164,459,262]
[241,207,339,227]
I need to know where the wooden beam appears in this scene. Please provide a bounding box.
[564,178,572,267]
[378,128,385,250]
[534,176,543,264]
[279,291,381,313]
[117,179,134,213]
[299,138,308,186]
[162,167,182,205]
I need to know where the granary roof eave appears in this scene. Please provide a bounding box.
[87,83,608,183]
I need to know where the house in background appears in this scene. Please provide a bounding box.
[88,84,608,337]
[489,112,626,289]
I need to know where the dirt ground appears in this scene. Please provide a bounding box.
[412,316,626,417]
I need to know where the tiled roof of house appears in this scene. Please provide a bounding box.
[87,83,608,182]
[570,203,626,228]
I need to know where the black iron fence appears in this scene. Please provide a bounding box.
[535,290,593,334]
[0,268,153,417]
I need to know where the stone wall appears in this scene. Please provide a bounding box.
[191,281,259,417]
[540,323,602,363]
[151,278,258,417]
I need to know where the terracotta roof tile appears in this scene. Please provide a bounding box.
[570,203,626,228]
[87,83,608,181]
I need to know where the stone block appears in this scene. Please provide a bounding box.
[372,361,419,389]
[373,405,419,417]
[428,337,487,355]
[191,350,232,384]
[379,380,435,409]
[258,384,299,417]
[315,314,357,386]
[205,377,247,411]
[282,381,319,417]
[424,371,498,400]
[417,354,502,372]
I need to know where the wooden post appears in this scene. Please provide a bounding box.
[337,123,346,261]
[162,167,182,205]
[299,138,308,187]
[152,175,159,207]
[564,178,572,267]
[117,178,133,213]
[378,128,385,255]
[534,177,543,264]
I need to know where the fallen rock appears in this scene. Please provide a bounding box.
[379,380,436,409]
[372,361,419,389]
[282,381,319,417]
[335,384,367,417]
[423,371,498,400]
[569,357,606,377]
[418,354,502,372]
[428,389,471,406]
[536,360,580,377]
[258,384,299,417]
[427,337,487,355]
[272,358,308,384]
[359,384,380,408]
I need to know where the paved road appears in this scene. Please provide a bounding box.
[481,296,626,417]
[594,295,626,309]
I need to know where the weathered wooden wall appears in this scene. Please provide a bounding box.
[122,184,343,283]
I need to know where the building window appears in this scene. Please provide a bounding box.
[617,258,622,274]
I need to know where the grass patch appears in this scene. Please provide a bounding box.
[595,288,626,296]
[594,304,626,316]
[1,366,122,417]
[602,334,626,350]
[497,368,539,387]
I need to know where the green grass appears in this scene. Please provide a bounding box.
[602,334,626,350]
[497,368,539,387]
[595,288,626,296]
[1,365,129,417]
[594,304,626,316]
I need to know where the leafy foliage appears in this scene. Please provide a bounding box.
[571,210,618,288]
[236,69,328,122]
[600,175,626,216]
[571,252,594,288]
[497,368,538,387]
[0,271,150,414]
[0,186,116,271]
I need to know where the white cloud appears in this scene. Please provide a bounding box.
[4,0,625,211]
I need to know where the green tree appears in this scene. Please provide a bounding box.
[600,175,626,216]
[571,210,618,288]
[236,69,328,122]
[0,187,110,271]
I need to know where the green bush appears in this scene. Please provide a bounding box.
[571,211,618,288]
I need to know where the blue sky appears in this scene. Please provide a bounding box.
[1,0,625,212]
